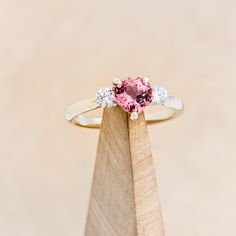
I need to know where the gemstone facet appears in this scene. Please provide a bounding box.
[113,77,152,114]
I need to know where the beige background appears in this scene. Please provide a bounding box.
[0,0,235,235]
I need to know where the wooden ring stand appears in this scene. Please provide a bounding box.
[85,107,165,236]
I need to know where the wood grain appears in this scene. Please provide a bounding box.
[85,107,164,236]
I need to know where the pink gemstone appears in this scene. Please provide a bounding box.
[113,77,152,114]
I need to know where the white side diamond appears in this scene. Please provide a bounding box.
[96,87,116,108]
[152,85,169,105]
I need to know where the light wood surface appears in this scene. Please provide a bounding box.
[85,107,164,236]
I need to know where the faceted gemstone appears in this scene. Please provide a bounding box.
[96,87,116,108]
[152,85,168,105]
[113,77,152,114]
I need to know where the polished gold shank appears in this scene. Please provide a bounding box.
[65,96,183,128]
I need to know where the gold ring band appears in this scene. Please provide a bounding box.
[65,96,183,128]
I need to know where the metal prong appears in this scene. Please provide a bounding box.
[130,112,138,120]
[112,77,122,85]
[143,76,150,83]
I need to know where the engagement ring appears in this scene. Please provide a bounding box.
[66,76,183,128]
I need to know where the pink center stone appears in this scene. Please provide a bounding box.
[113,77,152,114]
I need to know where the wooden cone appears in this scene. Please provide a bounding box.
[85,107,164,236]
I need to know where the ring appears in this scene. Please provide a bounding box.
[66,76,183,128]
